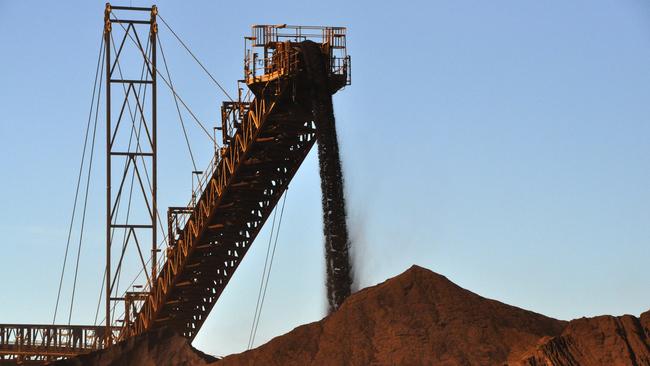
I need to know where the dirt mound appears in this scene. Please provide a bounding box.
[217,265,650,365]
[521,312,650,365]
[217,265,566,365]
[50,327,216,366]
[54,265,650,365]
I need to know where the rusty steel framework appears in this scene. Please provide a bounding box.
[0,8,350,363]
[104,3,159,346]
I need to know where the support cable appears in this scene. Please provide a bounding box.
[107,33,159,310]
[96,33,170,326]
[94,34,151,326]
[109,31,192,256]
[248,189,289,349]
[157,14,234,102]
[111,165,138,323]
[108,31,165,248]
[95,64,149,325]
[93,267,106,325]
[97,255,153,326]
[109,28,214,265]
[157,33,198,171]
[247,201,278,349]
[108,36,166,246]
[109,32,152,297]
[67,45,106,325]
[53,37,104,324]
[110,12,219,146]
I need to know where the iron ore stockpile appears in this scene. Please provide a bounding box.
[54,265,650,366]
[300,41,353,312]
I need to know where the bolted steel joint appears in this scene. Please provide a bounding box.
[150,5,158,34]
[104,3,111,34]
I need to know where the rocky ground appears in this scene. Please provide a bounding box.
[55,265,650,365]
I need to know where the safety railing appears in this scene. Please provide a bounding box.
[167,150,221,248]
[221,101,251,146]
[250,25,347,48]
[245,25,350,86]
[245,45,301,83]
[0,324,120,357]
[331,55,351,84]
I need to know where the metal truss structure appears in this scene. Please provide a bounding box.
[104,4,158,345]
[0,6,350,363]
[0,325,119,364]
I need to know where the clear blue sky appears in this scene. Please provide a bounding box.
[1,0,649,357]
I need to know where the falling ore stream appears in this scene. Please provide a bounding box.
[299,41,353,313]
